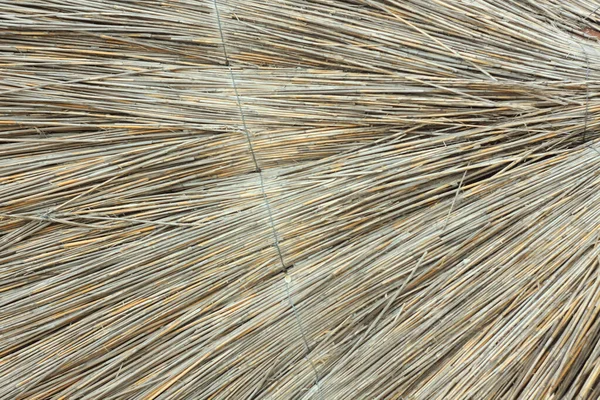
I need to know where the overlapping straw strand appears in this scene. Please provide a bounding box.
[3,0,600,399]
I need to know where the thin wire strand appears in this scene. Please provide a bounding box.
[579,43,590,144]
[213,1,324,398]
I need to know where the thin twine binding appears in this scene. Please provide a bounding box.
[212,1,323,397]
[580,8,598,154]
[579,42,590,144]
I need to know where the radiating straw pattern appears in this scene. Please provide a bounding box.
[2,0,600,399]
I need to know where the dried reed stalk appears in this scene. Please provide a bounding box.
[2,0,600,399]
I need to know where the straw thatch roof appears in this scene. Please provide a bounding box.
[2,0,600,398]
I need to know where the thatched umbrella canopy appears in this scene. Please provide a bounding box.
[2,0,600,398]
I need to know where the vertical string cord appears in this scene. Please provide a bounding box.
[212,1,323,398]
[579,42,590,144]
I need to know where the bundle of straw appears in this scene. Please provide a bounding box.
[2,0,600,398]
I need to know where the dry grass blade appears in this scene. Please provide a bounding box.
[2,0,600,399]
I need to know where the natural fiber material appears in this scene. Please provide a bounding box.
[2,0,600,399]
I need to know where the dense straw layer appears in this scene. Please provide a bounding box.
[2,0,600,399]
